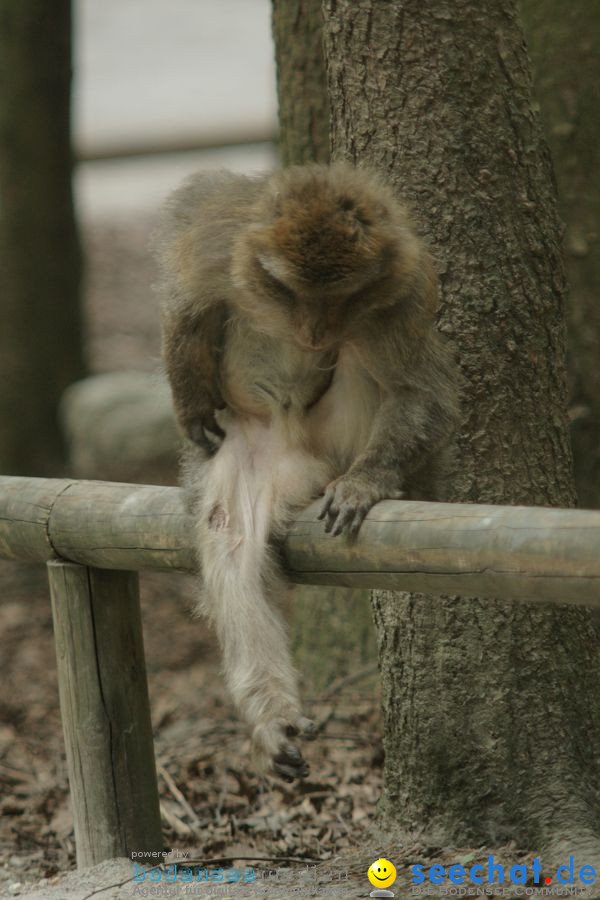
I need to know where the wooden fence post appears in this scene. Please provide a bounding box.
[48,560,163,868]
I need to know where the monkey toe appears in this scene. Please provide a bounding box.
[319,476,383,536]
[285,716,317,740]
[253,716,315,781]
[273,743,310,782]
[272,718,316,780]
[295,716,318,739]
[325,500,368,536]
[318,487,335,521]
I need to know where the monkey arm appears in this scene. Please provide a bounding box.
[319,392,444,536]
[161,303,227,454]
[320,326,459,536]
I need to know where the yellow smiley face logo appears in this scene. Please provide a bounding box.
[368,858,397,889]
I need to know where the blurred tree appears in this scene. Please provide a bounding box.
[0,0,84,475]
[319,0,600,863]
[272,0,377,692]
[272,0,330,166]
[521,0,600,508]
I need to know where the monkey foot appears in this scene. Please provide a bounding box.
[253,716,316,782]
[319,474,404,536]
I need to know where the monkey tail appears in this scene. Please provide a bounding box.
[190,416,329,756]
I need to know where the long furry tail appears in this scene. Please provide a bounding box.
[183,414,330,770]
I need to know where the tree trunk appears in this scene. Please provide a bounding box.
[272,0,330,166]
[521,0,600,509]
[0,0,84,475]
[323,0,600,863]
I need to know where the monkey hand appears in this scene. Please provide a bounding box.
[319,472,404,537]
[253,716,317,782]
[181,404,226,456]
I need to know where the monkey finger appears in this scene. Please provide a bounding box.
[187,419,207,446]
[332,504,356,537]
[318,489,335,520]
[324,506,340,534]
[348,508,367,537]
[204,414,225,439]
[203,425,225,451]
[186,418,223,456]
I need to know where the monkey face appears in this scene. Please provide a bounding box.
[233,249,375,351]
[231,167,404,350]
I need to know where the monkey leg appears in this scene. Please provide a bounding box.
[194,416,328,779]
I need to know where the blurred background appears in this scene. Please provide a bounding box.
[76,0,277,219]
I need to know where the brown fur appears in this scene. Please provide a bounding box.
[152,164,460,779]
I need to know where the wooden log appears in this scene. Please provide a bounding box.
[1,476,600,606]
[48,560,163,867]
[0,477,194,571]
[0,476,73,563]
[48,479,195,572]
[287,499,600,606]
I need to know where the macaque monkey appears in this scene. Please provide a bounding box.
[153,164,459,780]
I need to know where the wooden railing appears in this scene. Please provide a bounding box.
[2,475,600,868]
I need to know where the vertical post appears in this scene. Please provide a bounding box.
[48,560,163,868]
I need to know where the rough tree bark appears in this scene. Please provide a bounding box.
[521,0,600,509]
[322,0,600,864]
[272,0,330,166]
[0,0,84,475]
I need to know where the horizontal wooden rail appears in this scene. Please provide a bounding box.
[1,475,600,606]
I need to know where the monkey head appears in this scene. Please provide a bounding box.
[231,164,422,351]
